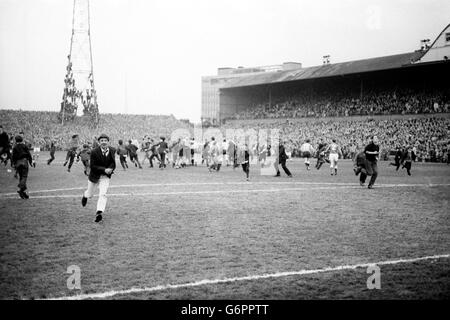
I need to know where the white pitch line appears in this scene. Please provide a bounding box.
[0,181,358,196]
[1,181,449,197]
[1,183,449,200]
[45,253,450,300]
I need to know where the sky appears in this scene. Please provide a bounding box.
[0,0,449,123]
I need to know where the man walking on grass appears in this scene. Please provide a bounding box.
[12,135,33,199]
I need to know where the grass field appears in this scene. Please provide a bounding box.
[0,151,449,300]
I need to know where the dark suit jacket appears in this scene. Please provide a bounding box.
[89,146,116,183]
[279,145,288,162]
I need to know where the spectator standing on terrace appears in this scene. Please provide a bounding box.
[364,136,380,189]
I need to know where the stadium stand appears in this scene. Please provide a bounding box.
[224,86,450,120]
[0,110,192,151]
[223,115,450,162]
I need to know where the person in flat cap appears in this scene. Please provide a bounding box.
[11,135,33,199]
[81,133,116,223]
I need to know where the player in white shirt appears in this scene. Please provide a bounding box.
[324,139,343,176]
[208,139,221,172]
[300,139,315,170]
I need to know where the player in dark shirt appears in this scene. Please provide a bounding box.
[77,144,92,175]
[241,144,250,181]
[117,140,129,170]
[400,146,415,176]
[353,150,368,186]
[156,137,168,169]
[11,135,33,199]
[364,136,380,189]
[315,140,328,170]
[63,134,79,172]
[126,140,142,169]
[389,147,403,171]
[0,125,11,166]
[47,141,56,165]
[149,139,161,168]
[275,141,292,177]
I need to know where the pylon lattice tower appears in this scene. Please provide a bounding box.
[59,0,99,127]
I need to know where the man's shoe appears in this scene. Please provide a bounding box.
[17,190,25,199]
[22,191,29,199]
[95,212,103,223]
[368,185,373,189]
[82,196,87,207]
[360,181,365,187]
[63,161,67,166]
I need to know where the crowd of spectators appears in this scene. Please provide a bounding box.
[223,116,450,163]
[0,110,191,151]
[59,55,99,124]
[226,88,450,120]
[1,108,449,163]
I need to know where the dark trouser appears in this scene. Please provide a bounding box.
[404,161,412,175]
[366,160,378,187]
[65,150,76,169]
[16,159,29,191]
[149,153,160,167]
[316,157,325,169]
[390,158,400,170]
[47,151,55,164]
[159,153,166,168]
[278,159,292,176]
[119,155,128,169]
[242,163,249,178]
[82,159,90,175]
[130,154,142,168]
[191,150,195,165]
[359,167,368,183]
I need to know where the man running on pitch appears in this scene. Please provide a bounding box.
[81,134,116,223]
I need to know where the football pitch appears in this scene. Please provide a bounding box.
[0,152,449,299]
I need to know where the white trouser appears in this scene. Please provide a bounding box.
[329,153,339,169]
[304,157,310,164]
[84,176,110,212]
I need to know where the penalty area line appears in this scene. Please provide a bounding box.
[45,253,450,300]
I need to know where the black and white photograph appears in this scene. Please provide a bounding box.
[0,0,449,310]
